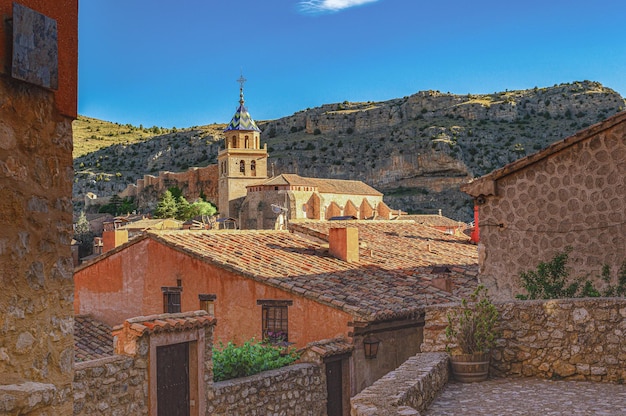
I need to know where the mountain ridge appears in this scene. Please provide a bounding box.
[73,80,625,221]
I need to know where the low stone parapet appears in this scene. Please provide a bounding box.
[423,298,626,382]
[209,363,326,415]
[73,355,147,416]
[350,352,449,416]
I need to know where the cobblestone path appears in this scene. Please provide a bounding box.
[424,377,626,415]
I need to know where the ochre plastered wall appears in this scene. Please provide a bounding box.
[74,238,354,348]
[477,122,626,299]
[0,0,78,117]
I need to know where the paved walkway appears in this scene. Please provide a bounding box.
[424,377,626,415]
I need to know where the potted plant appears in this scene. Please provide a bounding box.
[445,284,499,382]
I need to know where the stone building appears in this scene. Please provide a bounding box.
[0,1,77,414]
[462,111,626,300]
[74,220,478,401]
[217,76,268,218]
[239,173,392,229]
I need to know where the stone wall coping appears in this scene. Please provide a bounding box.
[0,382,57,414]
[351,352,449,416]
[212,363,318,390]
[74,354,131,371]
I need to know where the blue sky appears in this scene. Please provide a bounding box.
[79,0,626,128]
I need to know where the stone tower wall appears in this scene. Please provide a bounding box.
[0,2,77,413]
[0,79,75,414]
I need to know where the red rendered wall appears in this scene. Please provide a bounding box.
[0,0,78,117]
[75,238,354,347]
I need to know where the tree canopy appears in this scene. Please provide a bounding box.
[153,190,217,221]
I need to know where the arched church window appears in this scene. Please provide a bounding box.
[245,135,249,148]
[232,136,236,148]
[240,160,245,173]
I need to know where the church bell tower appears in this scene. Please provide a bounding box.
[217,76,268,219]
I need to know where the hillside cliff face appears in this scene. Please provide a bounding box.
[73,81,624,221]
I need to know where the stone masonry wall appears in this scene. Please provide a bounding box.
[0,77,75,414]
[209,363,326,416]
[476,116,626,299]
[73,355,147,415]
[422,298,626,382]
[351,352,449,416]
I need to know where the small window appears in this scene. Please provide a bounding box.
[231,137,236,148]
[199,294,216,315]
[251,160,256,171]
[257,299,293,344]
[240,160,245,173]
[162,287,182,313]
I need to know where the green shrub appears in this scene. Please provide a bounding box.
[517,248,626,299]
[446,285,499,354]
[212,339,299,382]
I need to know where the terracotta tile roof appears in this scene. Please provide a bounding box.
[114,310,216,337]
[74,315,113,362]
[301,336,354,358]
[259,173,382,196]
[399,214,466,228]
[149,220,477,323]
[462,110,626,196]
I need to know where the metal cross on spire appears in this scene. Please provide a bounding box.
[237,73,247,105]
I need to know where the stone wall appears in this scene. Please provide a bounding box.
[0,74,75,414]
[119,164,219,212]
[422,298,626,382]
[465,112,626,299]
[208,363,326,416]
[73,355,147,415]
[351,352,449,416]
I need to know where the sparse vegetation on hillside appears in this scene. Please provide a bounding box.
[72,116,172,157]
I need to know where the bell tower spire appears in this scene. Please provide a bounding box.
[237,74,246,106]
[217,76,268,220]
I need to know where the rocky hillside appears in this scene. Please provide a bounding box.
[73,81,625,221]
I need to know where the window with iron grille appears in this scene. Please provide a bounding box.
[257,299,293,344]
[162,286,182,313]
[199,293,216,315]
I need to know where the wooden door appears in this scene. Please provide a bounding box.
[325,359,343,416]
[157,342,190,416]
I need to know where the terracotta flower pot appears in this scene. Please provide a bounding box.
[449,352,490,382]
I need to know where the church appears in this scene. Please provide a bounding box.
[218,77,393,229]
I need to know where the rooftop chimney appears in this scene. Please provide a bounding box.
[102,229,128,253]
[329,227,359,263]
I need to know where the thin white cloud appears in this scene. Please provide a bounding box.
[298,0,380,14]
